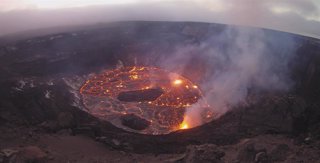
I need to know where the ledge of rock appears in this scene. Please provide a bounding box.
[121,113,151,130]
[117,88,163,102]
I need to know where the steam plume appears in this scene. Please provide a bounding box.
[160,26,297,127]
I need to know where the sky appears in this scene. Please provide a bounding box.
[0,0,319,38]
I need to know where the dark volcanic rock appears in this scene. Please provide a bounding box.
[96,137,133,150]
[183,144,225,163]
[121,114,151,130]
[269,144,290,162]
[57,112,75,128]
[16,146,47,163]
[254,151,269,163]
[238,95,308,135]
[117,88,163,102]
[236,143,270,163]
[236,143,257,163]
[0,153,3,163]
[39,121,60,132]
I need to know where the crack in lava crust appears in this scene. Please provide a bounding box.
[80,66,211,135]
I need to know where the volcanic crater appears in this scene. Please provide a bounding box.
[80,66,212,134]
[0,21,320,162]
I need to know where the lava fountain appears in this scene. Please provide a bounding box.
[80,66,213,135]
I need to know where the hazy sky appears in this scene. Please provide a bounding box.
[0,0,319,38]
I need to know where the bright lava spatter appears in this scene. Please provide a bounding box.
[80,66,212,135]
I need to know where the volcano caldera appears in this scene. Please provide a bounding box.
[80,66,213,134]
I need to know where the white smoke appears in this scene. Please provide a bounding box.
[159,26,296,127]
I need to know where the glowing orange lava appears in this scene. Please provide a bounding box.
[173,79,183,85]
[80,66,211,134]
[179,121,189,129]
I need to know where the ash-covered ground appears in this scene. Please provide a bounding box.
[0,21,320,163]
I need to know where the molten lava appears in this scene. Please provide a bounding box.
[80,66,212,134]
[173,79,183,85]
[179,120,189,130]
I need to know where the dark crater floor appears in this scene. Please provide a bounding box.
[0,21,320,162]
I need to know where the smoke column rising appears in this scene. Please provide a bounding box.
[160,26,297,127]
